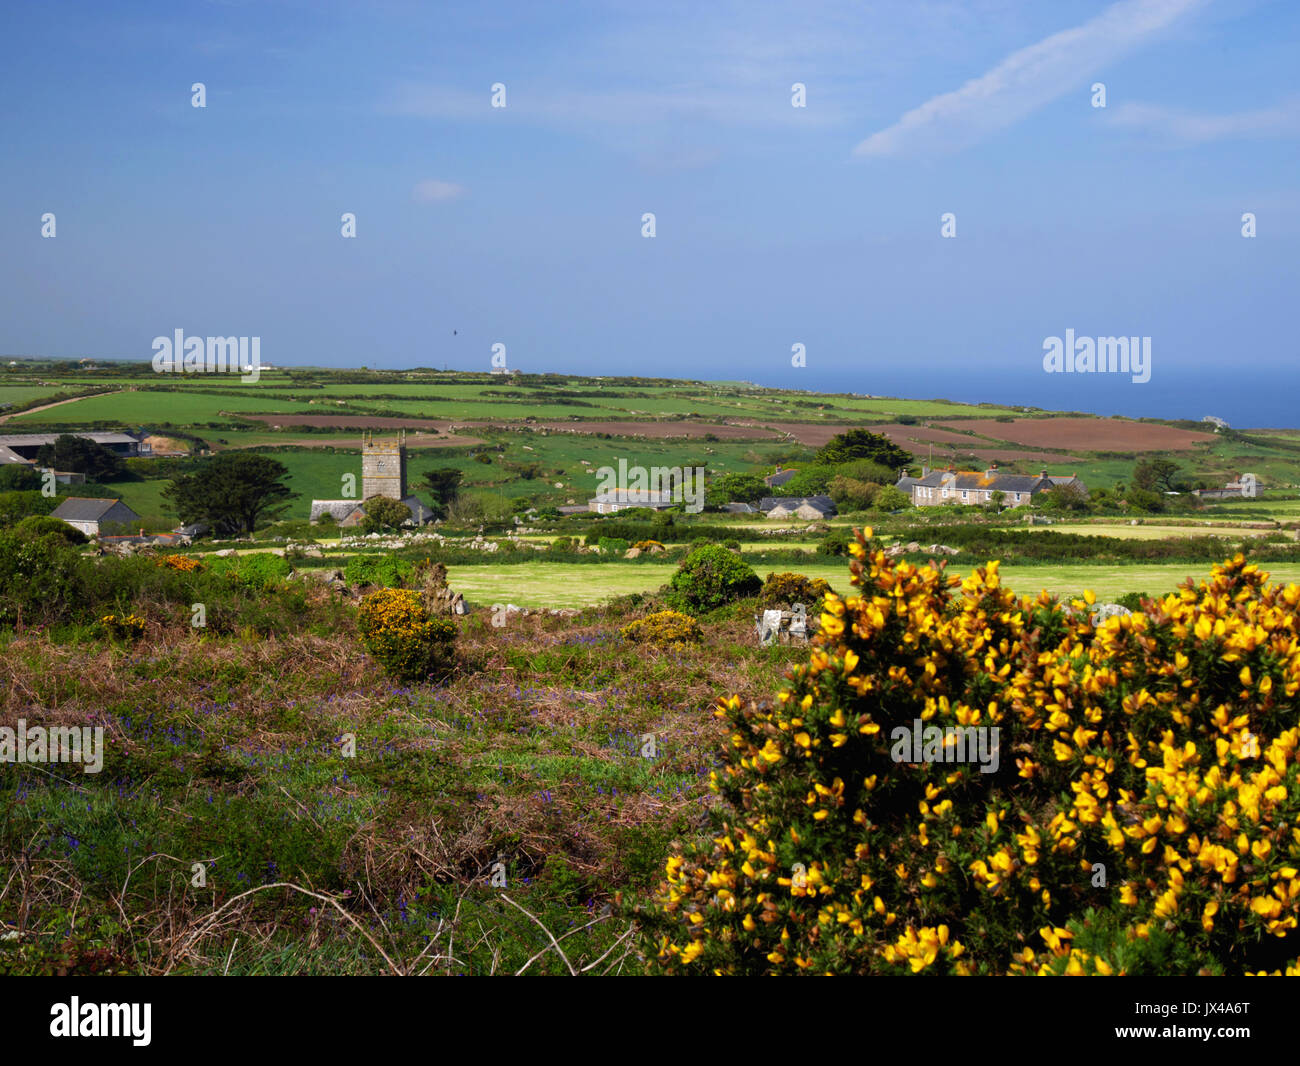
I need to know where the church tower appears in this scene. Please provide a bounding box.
[361,430,407,500]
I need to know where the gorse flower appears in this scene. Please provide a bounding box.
[638,533,1300,976]
[357,588,457,682]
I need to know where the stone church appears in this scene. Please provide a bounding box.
[309,431,434,527]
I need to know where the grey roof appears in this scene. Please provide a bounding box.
[910,470,1051,494]
[896,476,922,491]
[0,445,31,464]
[0,432,141,448]
[760,495,836,514]
[50,497,140,522]
[721,502,757,513]
[401,496,434,524]
[764,469,797,488]
[311,500,363,522]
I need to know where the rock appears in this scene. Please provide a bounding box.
[303,546,324,558]
[214,548,237,557]
[624,547,642,558]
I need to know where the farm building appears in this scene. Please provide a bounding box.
[50,497,142,537]
[758,495,837,520]
[0,431,152,461]
[900,466,1086,508]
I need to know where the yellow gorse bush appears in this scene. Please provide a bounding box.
[639,530,1300,975]
[357,588,457,683]
[155,554,203,572]
[99,613,146,640]
[620,609,703,648]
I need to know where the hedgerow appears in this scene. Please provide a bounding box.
[637,528,1300,975]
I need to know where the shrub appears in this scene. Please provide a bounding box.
[619,609,703,647]
[760,571,831,611]
[873,485,911,511]
[664,544,760,613]
[156,553,203,572]
[723,539,741,551]
[13,515,87,545]
[551,536,573,551]
[97,612,146,641]
[1115,591,1148,612]
[632,539,665,552]
[210,553,291,592]
[344,553,413,588]
[638,535,1300,976]
[598,537,630,555]
[0,529,81,629]
[357,588,457,682]
[817,528,852,556]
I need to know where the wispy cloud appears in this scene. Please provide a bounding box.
[1106,98,1300,143]
[412,180,465,203]
[853,0,1208,158]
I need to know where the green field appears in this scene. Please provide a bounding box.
[11,388,316,424]
[438,558,1300,609]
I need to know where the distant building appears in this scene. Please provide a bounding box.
[0,431,152,461]
[1195,473,1260,500]
[588,488,676,514]
[50,497,142,537]
[721,502,758,514]
[759,495,837,520]
[1202,415,1230,429]
[309,432,432,526]
[900,465,1085,508]
[763,466,797,489]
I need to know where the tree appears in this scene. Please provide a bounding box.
[780,465,836,497]
[0,490,58,528]
[705,472,769,508]
[1133,459,1179,494]
[163,452,296,535]
[360,495,413,533]
[420,467,463,518]
[815,429,911,471]
[1040,483,1089,512]
[34,434,124,481]
[0,466,39,492]
[873,485,911,511]
[827,475,880,511]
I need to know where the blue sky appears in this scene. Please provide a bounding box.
[1,0,1297,425]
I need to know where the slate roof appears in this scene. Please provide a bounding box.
[50,497,139,522]
[764,469,797,488]
[0,432,141,448]
[759,495,836,515]
[310,500,363,523]
[0,445,31,465]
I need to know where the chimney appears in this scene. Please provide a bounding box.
[921,465,929,477]
[1040,468,1047,479]
[985,462,998,479]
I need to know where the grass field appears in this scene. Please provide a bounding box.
[441,558,1300,609]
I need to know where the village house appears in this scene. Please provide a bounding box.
[50,497,143,537]
[587,488,676,514]
[763,465,797,489]
[899,465,1087,508]
[758,495,837,520]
